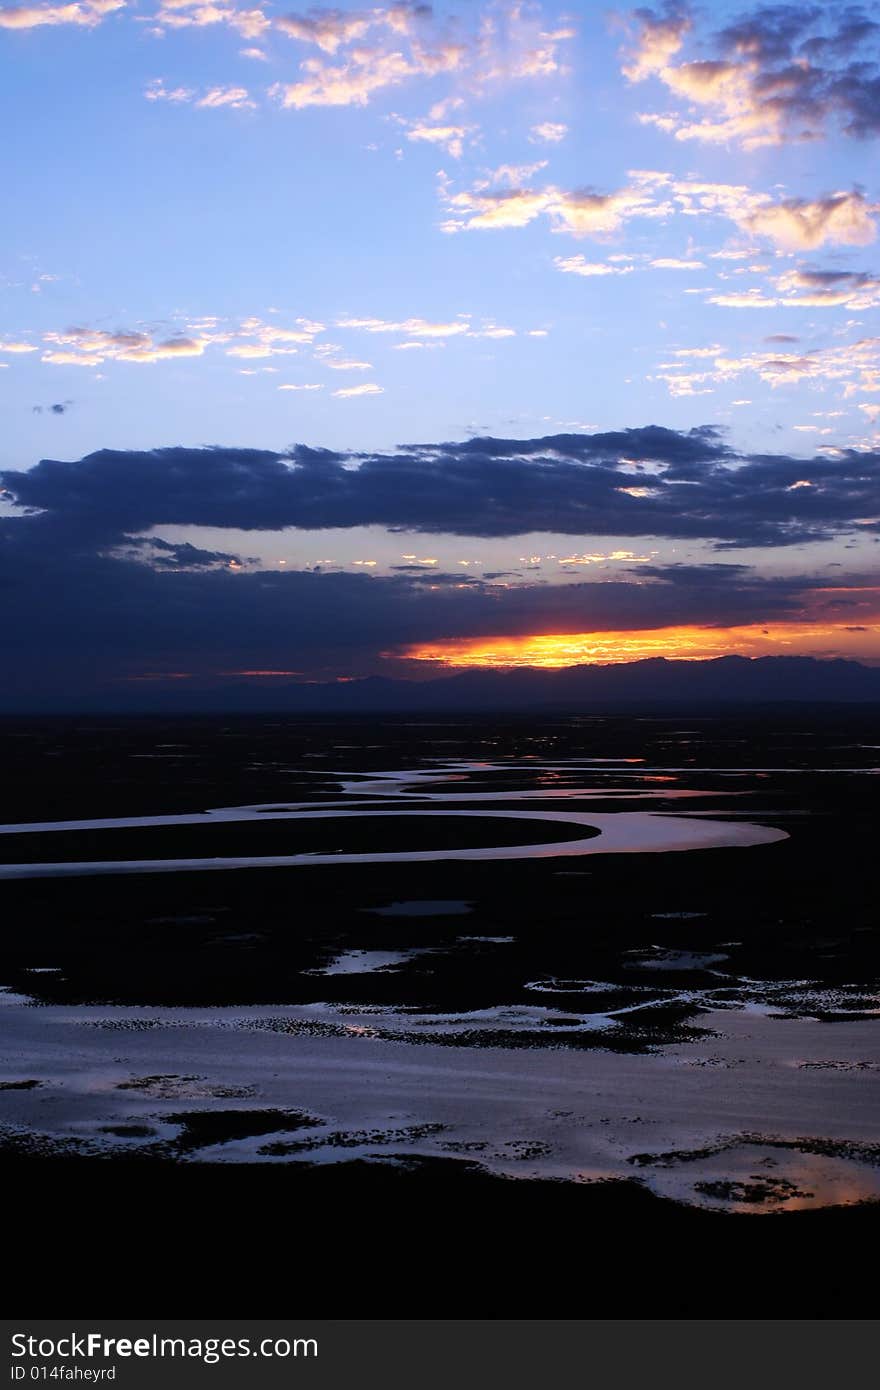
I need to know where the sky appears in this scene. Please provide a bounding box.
[1,0,880,701]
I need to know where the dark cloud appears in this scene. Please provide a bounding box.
[127,537,247,569]
[637,2,880,140]
[717,5,823,63]
[793,268,875,287]
[1,427,876,701]
[725,4,880,138]
[2,427,877,549]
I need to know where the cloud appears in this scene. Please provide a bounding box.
[197,85,256,109]
[671,179,877,248]
[554,256,634,277]
[4,426,879,696]
[233,317,322,351]
[10,316,329,370]
[0,0,121,28]
[442,170,875,249]
[776,267,880,309]
[332,382,384,397]
[41,328,210,366]
[269,3,572,109]
[705,289,778,309]
[145,79,255,109]
[708,266,880,311]
[40,351,104,367]
[621,1,690,81]
[529,121,568,143]
[145,80,196,103]
[441,170,671,236]
[650,256,704,269]
[1,503,873,699]
[6,426,880,551]
[742,191,878,249]
[404,121,471,158]
[1,310,527,375]
[654,336,880,399]
[271,48,432,109]
[274,8,374,53]
[150,0,269,41]
[123,536,244,569]
[621,1,880,148]
[336,315,471,337]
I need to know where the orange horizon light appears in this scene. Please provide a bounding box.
[399,622,880,669]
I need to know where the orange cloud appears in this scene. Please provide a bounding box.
[402,621,880,668]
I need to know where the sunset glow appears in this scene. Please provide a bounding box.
[403,623,880,669]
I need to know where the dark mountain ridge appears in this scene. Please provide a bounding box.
[6,654,880,713]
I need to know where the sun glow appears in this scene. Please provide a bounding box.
[401,623,880,669]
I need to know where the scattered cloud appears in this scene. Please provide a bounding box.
[654,336,880,400]
[554,256,634,277]
[744,191,878,250]
[441,168,877,249]
[403,120,473,159]
[274,8,374,53]
[0,0,122,29]
[197,85,255,109]
[650,256,704,269]
[529,121,568,143]
[146,78,255,109]
[0,307,537,377]
[268,3,572,111]
[332,381,384,397]
[708,266,880,311]
[149,0,269,41]
[441,168,671,237]
[337,315,471,338]
[40,327,212,366]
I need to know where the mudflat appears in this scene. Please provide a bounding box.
[1,712,877,1316]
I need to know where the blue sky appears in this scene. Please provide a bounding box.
[1,0,880,694]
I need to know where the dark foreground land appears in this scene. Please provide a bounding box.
[1,711,878,1317]
[6,1150,880,1318]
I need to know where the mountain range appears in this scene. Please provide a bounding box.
[11,655,880,713]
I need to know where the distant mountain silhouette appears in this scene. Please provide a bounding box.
[15,654,880,713]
